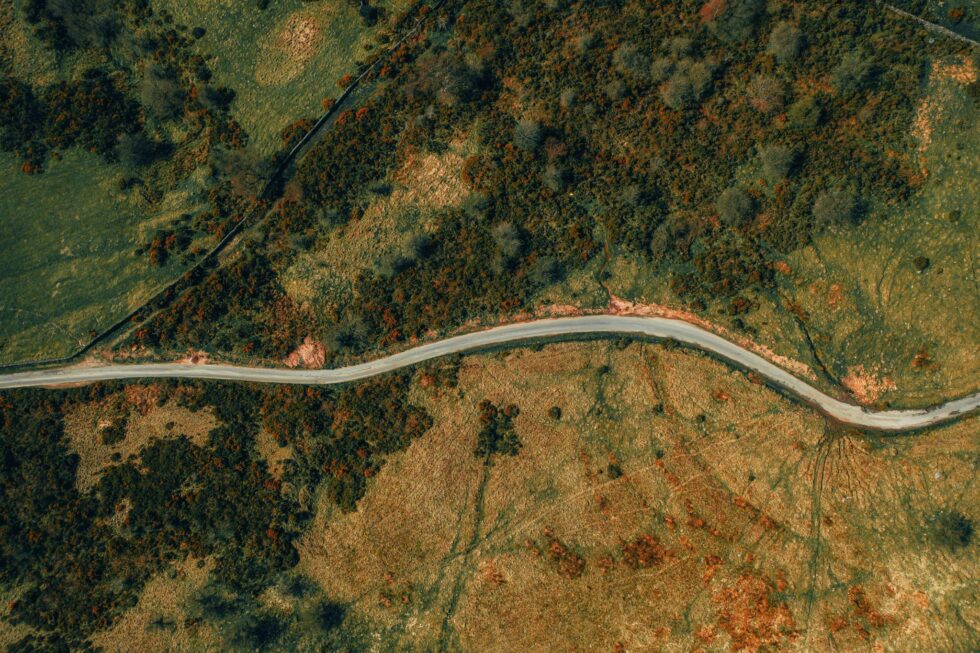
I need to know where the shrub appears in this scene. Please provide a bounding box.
[929,510,973,551]
[768,21,804,63]
[812,188,857,227]
[759,144,797,183]
[512,118,542,150]
[716,186,754,226]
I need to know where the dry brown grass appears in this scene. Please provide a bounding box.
[293,341,977,651]
[89,557,219,653]
[64,395,219,491]
[255,427,293,480]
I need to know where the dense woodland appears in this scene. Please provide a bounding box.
[123,0,975,363]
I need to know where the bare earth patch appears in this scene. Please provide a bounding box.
[255,10,324,87]
[285,336,326,369]
[841,365,897,405]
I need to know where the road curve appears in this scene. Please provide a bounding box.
[0,316,976,432]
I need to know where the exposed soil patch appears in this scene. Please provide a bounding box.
[841,365,897,405]
[255,11,324,86]
[285,336,326,369]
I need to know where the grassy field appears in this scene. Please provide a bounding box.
[294,342,977,651]
[155,0,415,157]
[0,150,206,365]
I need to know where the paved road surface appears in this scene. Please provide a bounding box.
[0,316,975,431]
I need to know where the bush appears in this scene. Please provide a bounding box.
[759,144,797,183]
[716,186,754,226]
[512,119,542,150]
[812,188,857,227]
[768,21,804,63]
[929,509,973,551]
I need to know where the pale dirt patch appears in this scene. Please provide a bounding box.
[841,365,897,405]
[65,398,219,491]
[255,10,324,87]
[285,336,326,369]
[912,55,977,159]
[89,557,218,653]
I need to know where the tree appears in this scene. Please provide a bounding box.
[512,119,542,150]
[716,187,754,226]
[492,221,523,267]
[812,188,857,227]
[141,65,184,120]
[117,132,166,170]
[759,144,797,183]
[767,21,804,63]
[787,95,823,130]
[709,0,766,43]
[661,73,694,110]
[832,50,875,94]
[529,256,563,285]
[613,43,649,80]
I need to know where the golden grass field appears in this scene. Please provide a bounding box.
[76,341,976,651]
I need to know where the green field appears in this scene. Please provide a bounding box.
[0,151,198,364]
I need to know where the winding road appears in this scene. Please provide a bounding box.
[0,316,976,432]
